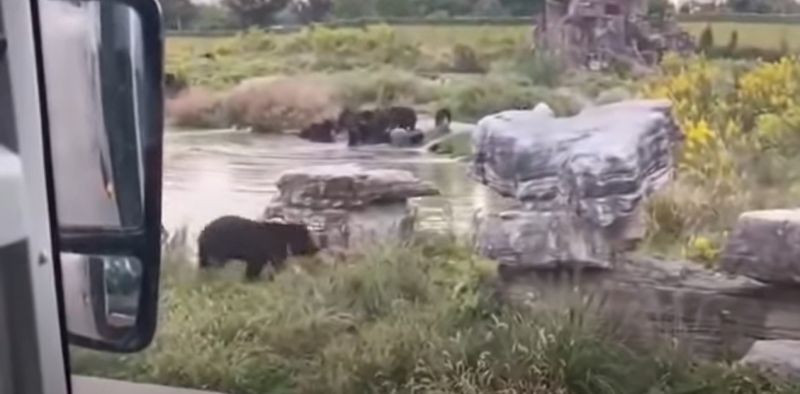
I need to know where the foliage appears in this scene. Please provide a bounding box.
[332,0,376,19]
[726,30,739,55]
[222,0,291,27]
[222,76,341,132]
[642,55,800,263]
[72,238,800,394]
[699,24,715,53]
[161,0,199,30]
[282,25,422,70]
[683,235,722,268]
[166,88,228,129]
[291,0,333,23]
[439,75,580,121]
[332,68,439,107]
[450,43,486,73]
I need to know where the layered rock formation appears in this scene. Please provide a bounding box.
[264,165,439,251]
[471,100,682,269]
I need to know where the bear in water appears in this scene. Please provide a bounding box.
[385,106,417,131]
[197,216,319,280]
[299,120,336,143]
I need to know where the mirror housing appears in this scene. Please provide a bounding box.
[37,0,164,352]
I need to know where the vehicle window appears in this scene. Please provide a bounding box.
[71,1,800,393]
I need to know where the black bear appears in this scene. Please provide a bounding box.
[299,120,336,143]
[434,108,452,129]
[385,106,417,131]
[197,216,319,280]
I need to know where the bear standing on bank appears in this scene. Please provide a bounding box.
[197,216,319,281]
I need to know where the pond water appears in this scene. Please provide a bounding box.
[162,128,514,243]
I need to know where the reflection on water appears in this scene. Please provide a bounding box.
[163,129,514,244]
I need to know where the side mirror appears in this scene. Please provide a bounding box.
[37,0,163,352]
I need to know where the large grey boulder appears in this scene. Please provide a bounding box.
[740,340,800,381]
[265,165,438,251]
[470,99,682,227]
[471,100,679,269]
[721,209,800,286]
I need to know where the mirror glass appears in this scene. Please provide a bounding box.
[61,253,142,342]
[38,0,145,230]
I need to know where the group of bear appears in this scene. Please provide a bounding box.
[299,106,452,147]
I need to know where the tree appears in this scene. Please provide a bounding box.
[726,30,739,55]
[472,0,509,16]
[223,0,291,27]
[647,0,673,28]
[333,0,377,19]
[160,0,198,30]
[375,0,417,17]
[499,0,543,16]
[727,0,775,13]
[291,0,333,23]
[698,24,714,53]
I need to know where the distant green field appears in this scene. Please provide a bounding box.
[681,21,800,50]
[167,21,800,54]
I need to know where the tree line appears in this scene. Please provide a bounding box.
[162,0,541,30]
[162,0,800,31]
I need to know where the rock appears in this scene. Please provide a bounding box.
[721,209,800,286]
[470,99,681,228]
[501,255,788,361]
[740,340,800,381]
[264,203,416,251]
[274,164,440,210]
[389,128,411,147]
[474,209,614,270]
[265,165,438,250]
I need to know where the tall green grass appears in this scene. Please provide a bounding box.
[73,235,798,394]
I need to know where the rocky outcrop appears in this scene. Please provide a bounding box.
[501,256,800,361]
[471,100,680,269]
[721,210,800,286]
[264,165,439,251]
[740,340,800,381]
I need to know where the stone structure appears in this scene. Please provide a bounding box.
[740,340,800,382]
[533,0,695,72]
[263,165,439,251]
[471,100,682,270]
[721,209,800,286]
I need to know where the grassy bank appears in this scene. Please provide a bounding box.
[73,238,798,394]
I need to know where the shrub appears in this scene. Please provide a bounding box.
[165,88,227,129]
[222,76,341,133]
[513,50,566,87]
[684,235,722,267]
[450,43,486,73]
[333,69,439,107]
[441,76,581,121]
[281,25,421,71]
[726,30,739,55]
[699,24,714,53]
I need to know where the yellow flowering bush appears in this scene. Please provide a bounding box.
[737,57,800,128]
[643,56,800,265]
[684,235,722,268]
